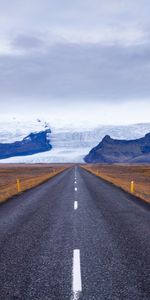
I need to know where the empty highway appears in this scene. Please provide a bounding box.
[0,166,150,300]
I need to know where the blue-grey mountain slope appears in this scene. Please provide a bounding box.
[84,133,150,163]
[0,129,52,159]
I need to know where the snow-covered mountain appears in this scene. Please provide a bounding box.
[0,119,150,163]
[0,119,49,143]
[0,129,52,159]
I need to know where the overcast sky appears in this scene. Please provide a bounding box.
[0,0,150,124]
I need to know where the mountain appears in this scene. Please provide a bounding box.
[84,133,150,163]
[0,119,150,163]
[0,129,52,160]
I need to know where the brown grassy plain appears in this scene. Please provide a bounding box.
[0,164,70,203]
[82,164,150,203]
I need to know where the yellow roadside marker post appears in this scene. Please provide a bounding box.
[17,179,21,193]
[130,180,134,193]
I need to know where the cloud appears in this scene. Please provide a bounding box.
[0,41,150,102]
[46,27,147,46]
[12,35,44,50]
[0,0,150,123]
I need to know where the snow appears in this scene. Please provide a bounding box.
[0,118,150,163]
[0,119,45,143]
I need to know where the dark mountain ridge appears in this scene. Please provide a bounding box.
[0,129,52,159]
[84,133,150,163]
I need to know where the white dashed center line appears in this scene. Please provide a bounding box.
[72,249,82,300]
[74,201,78,210]
[75,187,77,192]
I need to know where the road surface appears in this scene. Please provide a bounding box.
[0,166,150,300]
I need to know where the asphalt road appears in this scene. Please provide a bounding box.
[0,166,150,300]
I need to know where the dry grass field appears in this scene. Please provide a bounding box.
[82,164,150,203]
[0,164,70,203]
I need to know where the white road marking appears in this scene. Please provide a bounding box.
[74,201,78,210]
[75,187,77,192]
[74,180,77,184]
[72,249,82,300]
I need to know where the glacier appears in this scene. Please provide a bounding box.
[0,118,150,163]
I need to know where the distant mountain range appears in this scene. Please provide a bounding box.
[0,129,52,159]
[0,119,150,163]
[84,133,150,163]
